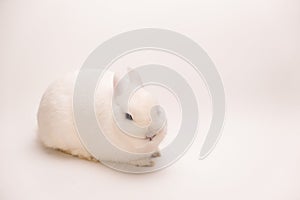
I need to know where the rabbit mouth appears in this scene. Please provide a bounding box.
[146,134,157,141]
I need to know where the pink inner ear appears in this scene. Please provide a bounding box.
[113,72,121,89]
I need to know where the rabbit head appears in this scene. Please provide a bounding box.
[110,69,167,153]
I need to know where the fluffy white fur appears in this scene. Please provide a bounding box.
[37,70,166,166]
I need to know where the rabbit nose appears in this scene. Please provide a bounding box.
[146,125,160,140]
[146,129,157,138]
[149,106,166,130]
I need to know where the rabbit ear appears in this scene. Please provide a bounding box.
[113,72,130,96]
[127,67,142,86]
[113,68,143,97]
[113,72,121,89]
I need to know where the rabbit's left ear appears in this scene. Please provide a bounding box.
[127,67,142,86]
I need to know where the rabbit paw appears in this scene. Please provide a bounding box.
[129,159,155,167]
[151,151,161,158]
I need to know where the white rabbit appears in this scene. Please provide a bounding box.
[37,69,167,167]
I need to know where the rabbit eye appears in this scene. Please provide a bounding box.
[125,113,133,120]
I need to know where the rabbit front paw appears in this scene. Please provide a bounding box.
[129,158,155,167]
[151,151,161,158]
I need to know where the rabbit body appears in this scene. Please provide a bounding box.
[37,70,166,166]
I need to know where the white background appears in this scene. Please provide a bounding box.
[0,0,300,199]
